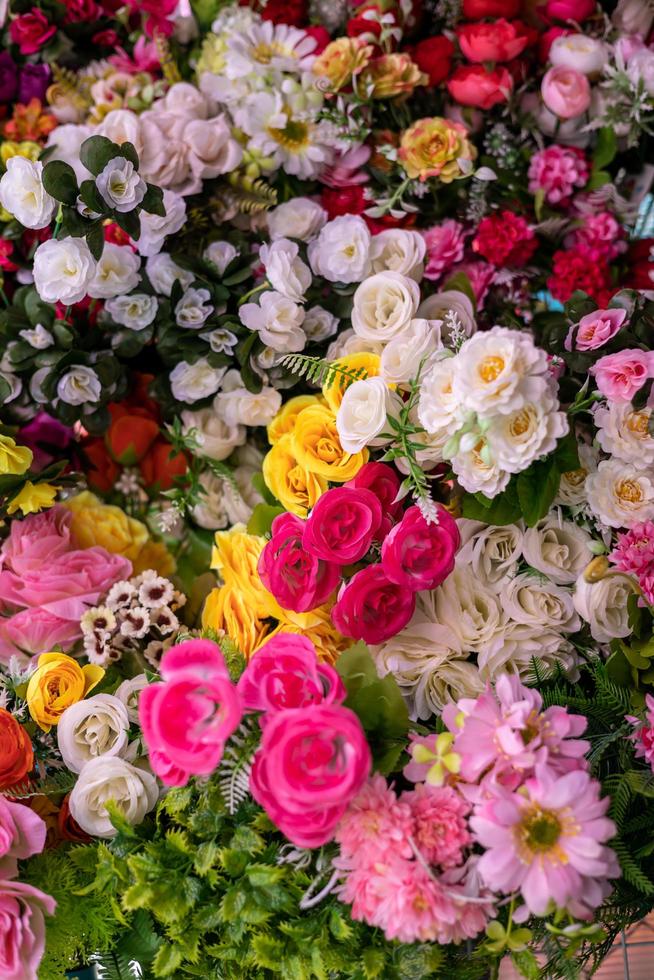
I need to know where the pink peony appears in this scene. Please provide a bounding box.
[565,307,627,352]
[541,65,591,119]
[381,505,459,592]
[472,765,619,917]
[0,878,56,980]
[331,565,416,644]
[527,145,589,205]
[590,349,654,402]
[250,703,371,848]
[610,520,654,604]
[0,799,46,879]
[335,774,414,863]
[422,221,467,281]
[345,462,403,538]
[237,633,345,719]
[303,487,382,565]
[405,783,471,869]
[139,639,242,787]
[627,693,654,769]
[258,513,341,613]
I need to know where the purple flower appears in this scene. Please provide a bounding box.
[18,64,51,104]
[0,52,18,104]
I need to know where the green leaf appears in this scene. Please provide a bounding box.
[362,947,387,979]
[461,483,522,525]
[80,135,123,177]
[593,127,618,171]
[153,942,184,978]
[86,221,105,261]
[118,141,140,169]
[114,208,141,241]
[142,182,165,217]
[79,179,107,215]
[516,459,560,527]
[552,430,580,474]
[246,503,284,536]
[586,169,610,191]
[42,160,78,205]
[511,949,540,979]
[336,643,409,749]
[534,187,545,223]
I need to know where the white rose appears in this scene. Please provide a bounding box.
[192,469,229,529]
[68,756,158,838]
[613,0,654,35]
[0,158,56,229]
[369,228,426,281]
[145,252,194,296]
[417,354,464,451]
[135,189,187,257]
[239,290,306,353]
[57,365,102,405]
[185,113,243,180]
[504,573,580,633]
[154,81,209,119]
[214,370,282,426]
[175,287,214,328]
[522,512,593,584]
[97,108,144,152]
[303,305,339,343]
[627,47,654,95]
[88,243,141,299]
[451,433,511,498]
[45,124,93,183]
[485,392,569,474]
[326,328,385,359]
[594,402,654,471]
[549,35,608,75]
[573,573,639,643]
[136,111,192,193]
[456,519,524,587]
[420,565,507,653]
[259,239,312,303]
[380,318,442,385]
[170,358,226,403]
[33,237,96,304]
[308,215,371,283]
[418,290,476,342]
[96,157,146,213]
[268,197,327,242]
[57,694,130,774]
[351,271,420,342]
[478,623,578,684]
[115,675,148,725]
[180,406,245,460]
[19,323,54,349]
[453,327,549,417]
[204,241,239,275]
[336,377,401,453]
[105,293,158,330]
[586,459,654,529]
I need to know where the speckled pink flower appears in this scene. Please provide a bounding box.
[610,521,654,603]
[528,145,588,205]
[627,693,654,769]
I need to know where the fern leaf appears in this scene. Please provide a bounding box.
[218,718,258,814]
[0,769,76,799]
[278,353,369,389]
[613,839,654,895]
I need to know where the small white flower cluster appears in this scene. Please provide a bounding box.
[80,570,185,668]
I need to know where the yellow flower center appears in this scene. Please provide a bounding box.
[251,42,280,65]
[564,467,587,488]
[626,411,649,436]
[479,355,505,383]
[267,118,309,151]
[343,244,356,257]
[616,479,643,504]
[510,411,531,438]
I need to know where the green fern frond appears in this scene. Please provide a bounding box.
[91,948,143,980]
[613,840,654,895]
[1,768,76,799]
[218,717,259,814]
[279,353,369,390]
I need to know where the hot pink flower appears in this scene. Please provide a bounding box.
[472,766,619,917]
[610,521,654,604]
[0,878,56,980]
[139,639,242,787]
[303,487,382,565]
[565,307,627,352]
[590,349,654,402]
[627,694,654,769]
[320,144,371,188]
[237,633,345,718]
[335,774,414,863]
[422,221,467,281]
[527,145,589,205]
[381,505,459,592]
[250,704,371,848]
[331,565,416,645]
[258,513,341,613]
[345,462,403,538]
[126,0,178,37]
[9,11,56,55]
[109,36,162,74]
[567,211,626,262]
[405,783,471,868]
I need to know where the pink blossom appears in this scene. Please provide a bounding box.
[527,145,589,205]
[0,799,46,879]
[331,565,416,645]
[303,487,382,565]
[422,221,467,281]
[345,462,403,539]
[565,307,627,352]
[541,65,591,119]
[0,878,56,980]
[125,0,178,37]
[320,144,371,188]
[335,774,414,863]
[590,349,654,402]
[0,609,81,662]
[472,765,619,917]
[610,520,654,604]
[139,639,242,786]
[405,783,471,868]
[108,36,161,74]
[449,259,496,309]
[627,693,654,769]
[567,211,626,262]
[381,504,460,592]
[258,513,340,613]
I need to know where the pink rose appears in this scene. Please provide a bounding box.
[447,65,514,109]
[541,65,591,119]
[345,462,403,538]
[456,19,530,63]
[543,0,595,23]
[9,11,56,55]
[331,565,416,644]
[0,878,56,980]
[0,508,71,576]
[303,487,382,565]
[139,639,242,787]
[565,308,627,352]
[590,349,654,402]
[381,505,460,592]
[237,634,345,719]
[0,799,46,879]
[250,704,371,848]
[0,609,81,665]
[423,221,467,281]
[258,513,341,613]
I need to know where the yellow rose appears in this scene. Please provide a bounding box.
[210,525,281,620]
[0,140,41,163]
[398,117,477,183]
[322,353,380,414]
[263,435,328,517]
[131,539,176,578]
[292,404,368,482]
[271,605,351,665]
[360,54,427,100]
[64,492,148,563]
[202,585,272,658]
[313,37,373,91]
[0,435,32,476]
[26,653,104,732]
[267,394,324,445]
[6,481,58,516]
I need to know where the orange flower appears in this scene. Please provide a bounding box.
[3,99,57,142]
[0,708,33,791]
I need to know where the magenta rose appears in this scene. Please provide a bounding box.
[590,349,654,402]
[238,634,345,720]
[331,565,416,644]
[381,505,460,592]
[543,0,595,22]
[249,704,371,848]
[9,11,57,55]
[0,799,46,879]
[0,878,56,980]
[258,513,341,613]
[139,639,242,787]
[303,487,382,565]
[565,308,627,352]
[346,462,403,537]
[541,65,591,119]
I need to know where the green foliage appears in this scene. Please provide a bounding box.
[279,352,369,389]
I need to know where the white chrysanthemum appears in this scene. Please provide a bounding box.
[225,21,317,79]
[594,402,654,471]
[484,391,569,474]
[586,458,654,528]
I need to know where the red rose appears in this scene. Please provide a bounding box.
[457,19,530,63]
[139,438,188,491]
[92,29,120,47]
[261,0,307,25]
[463,0,521,16]
[447,64,513,109]
[321,184,368,219]
[9,11,56,55]
[82,438,122,493]
[472,210,537,267]
[411,36,454,86]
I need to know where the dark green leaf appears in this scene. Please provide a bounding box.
[113,208,141,241]
[79,179,107,215]
[592,127,618,171]
[141,183,165,217]
[85,221,105,261]
[246,503,284,536]
[41,160,78,206]
[79,135,122,177]
[516,459,560,527]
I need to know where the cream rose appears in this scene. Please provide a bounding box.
[170,358,226,403]
[420,565,507,652]
[180,406,245,460]
[586,459,654,529]
[478,623,578,683]
[145,252,194,295]
[204,241,239,275]
[214,370,282,426]
[57,694,130,774]
[549,35,608,75]
[485,392,569,474]
[522,512,593,584]
[115,675,148,725]
[105,293,158,331]
[68,756,159,838]
[452,327,549,417]
[417,290,476,342]
[0,157,56,229]
[33,238,96,305]
[573,572,639,643]
[351,271,420,343]
[267,197,327,242]
[259,239,312,303]
[369,228,426,281]
[456,519,524,586]
[380,318,442,385]
[504,573,580,633]
[307,215,371,283]
[594,402,654,472]
[57,366,102,406]
[135,189,187,257]
[239,290,306,353]
[336,376,401,453]
[303,305,339,344]
[87,243,141,299]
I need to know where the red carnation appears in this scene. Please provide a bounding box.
[472,211,537,267]
[547,247,612,304]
